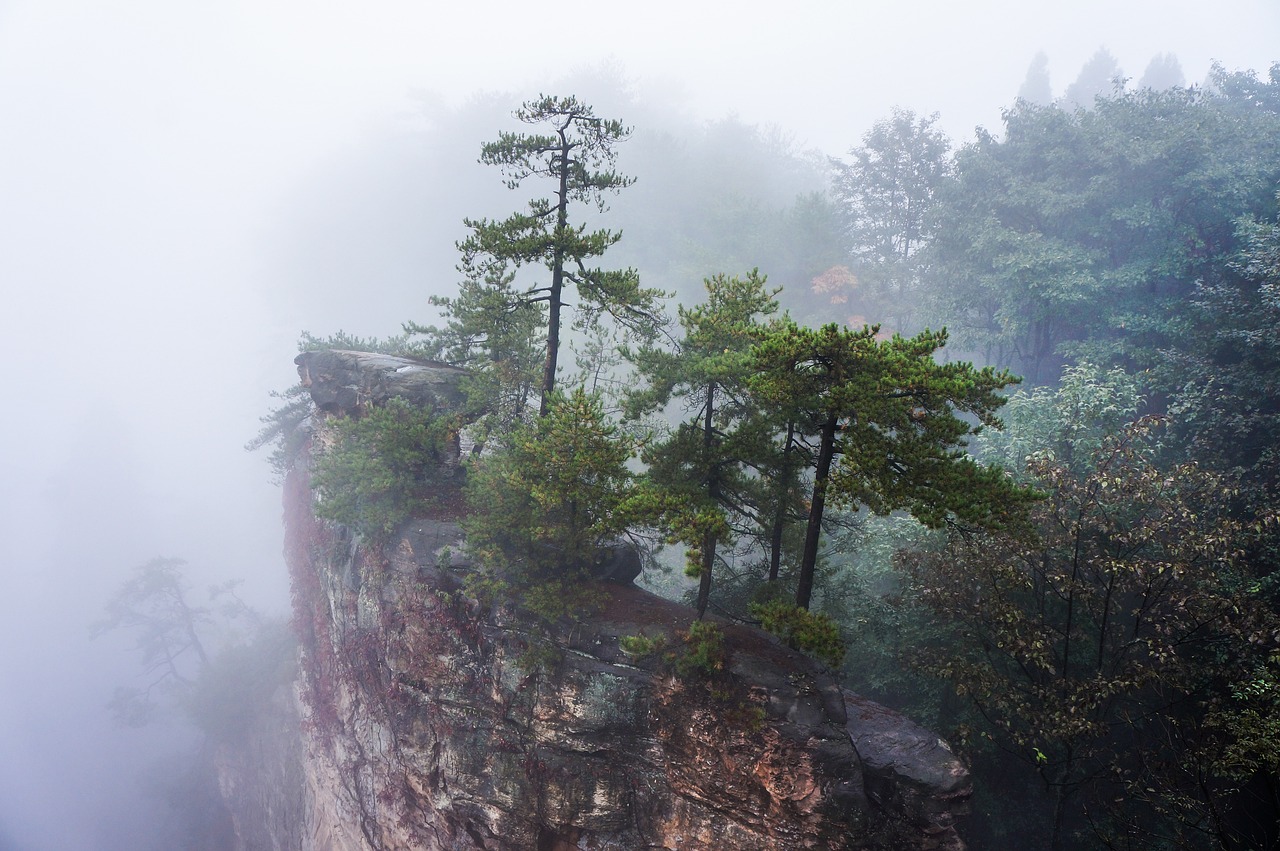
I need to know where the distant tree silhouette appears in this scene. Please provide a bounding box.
[1062,48,1123,109]
[1018,51,1053,105]
[1139,52,1185,90]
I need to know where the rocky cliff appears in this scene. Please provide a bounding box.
[218,350,972,850]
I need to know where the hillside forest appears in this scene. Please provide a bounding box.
[251,64,1280,849]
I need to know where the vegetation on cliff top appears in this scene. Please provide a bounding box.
[251,72,1280,848]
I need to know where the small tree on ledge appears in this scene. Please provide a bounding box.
[463,387,636,584]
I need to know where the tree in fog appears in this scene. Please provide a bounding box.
[95,559,292,848]
[926,84,1280,383]
[829,108,951,331]
[1206,60,1280,112]
[1018,51,1053,106]
[749,320,1029,611]
[427,95,664,421]
[1166,198,1280,580]
[94,557,215,724]
[1061,47,1123,109]
[94,557,282,731]
[909,402,1280,850]
[623,270,781,618]
[463,386,635,585]
[1139,52,1184,90]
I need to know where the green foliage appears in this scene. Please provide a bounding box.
[822,514,949,717]
[520,578,603,626]
[749,598,845,668]
[624,269,784,615]
[623,269,780,422]
[925,85,1280,384]
[461,570,510,603]
[514,641,563,676]
[245,384,314,483]
[463,387,635,582]
[429,94,665,422]
[618,633,666,658]
[1209,656,1280,781]
[673,620,726,679]
[750,318,1035,609]
[310,398,461,538]
[296,329,417,355]
[975,360,1142,481]
[830,108,952,332]
[1208,61,1280,113]
[906,415,1280,846]
[248,331,423,481]
[1163,202,1280,580]
[405,270,546,435]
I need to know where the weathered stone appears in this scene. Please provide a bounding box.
[845,695,971,850]
[214,460,972,849]
[295,349,468,416]
[589,541,643,584]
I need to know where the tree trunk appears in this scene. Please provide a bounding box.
[697,383,717,618]
[696,529,715,619]
[1048,749,1074,851]
[768,420,796,583]
[539,142,572,416]
[173,579,211,673]
[797,415,838,610]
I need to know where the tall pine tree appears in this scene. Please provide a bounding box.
[624,270,781,617]
[428,95,665,422]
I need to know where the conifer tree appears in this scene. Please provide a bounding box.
[428,95,665,422]
[624,270,781,617]
[463,387,635,581]
[751,320,1031,610]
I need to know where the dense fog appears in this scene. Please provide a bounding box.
[0,1,1276,847]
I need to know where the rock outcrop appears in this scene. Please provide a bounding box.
[217,351,972,850]
[295,349,468,416]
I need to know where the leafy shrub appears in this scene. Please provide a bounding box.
[311,398,461,537]
[619,633,666,658]
[514,641,563,675]
[248,333,421,481]
[673,620,726,679]
[750,598,846,668]
[521,579,603,625]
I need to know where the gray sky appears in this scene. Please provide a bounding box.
[0,1,1274,848]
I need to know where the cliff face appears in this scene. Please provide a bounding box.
[219,351,972,850]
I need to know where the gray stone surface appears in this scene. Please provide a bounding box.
[295,349,467,415]
[846,694,971,850]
